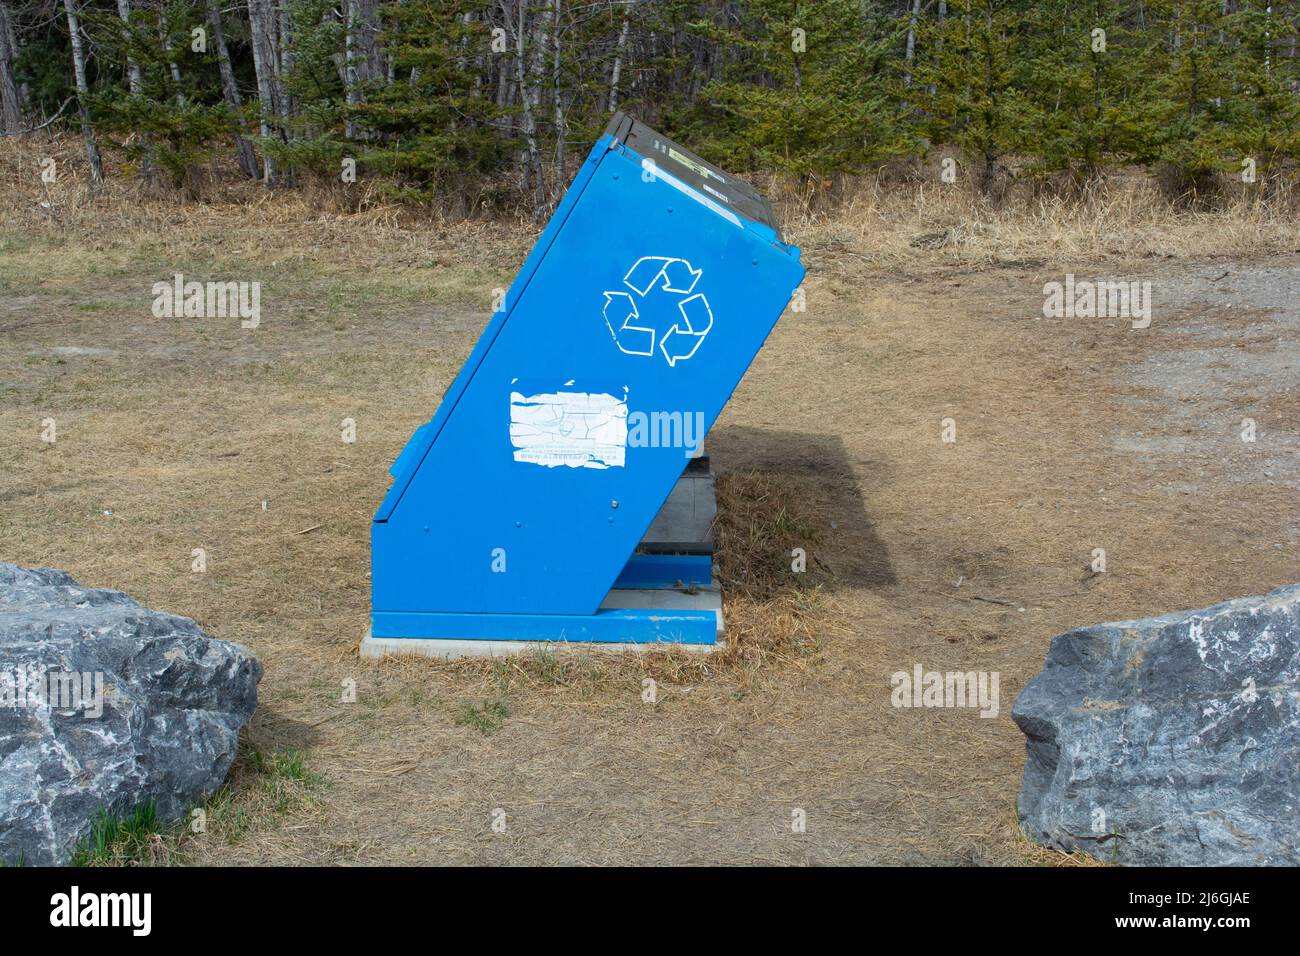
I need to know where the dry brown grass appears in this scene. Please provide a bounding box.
[4,131,1299,865]
[0,134,533,302]
[7,134,1299,282]
[774,169,1300,269]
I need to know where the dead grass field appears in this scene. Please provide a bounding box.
[2,136,1299,865]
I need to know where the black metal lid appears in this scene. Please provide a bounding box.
[603,112,781,236]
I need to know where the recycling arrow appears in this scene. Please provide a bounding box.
[659,292,714,366]
[601,256,713,366]
[601,290,655,356]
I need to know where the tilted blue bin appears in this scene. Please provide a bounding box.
[371,114,805,646]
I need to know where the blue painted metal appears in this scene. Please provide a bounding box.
[371,114,804,642]
[374,129,614,523]
[373,608,716,645]
[613,553,713,590]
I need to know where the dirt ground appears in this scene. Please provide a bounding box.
[2,179,1298,863]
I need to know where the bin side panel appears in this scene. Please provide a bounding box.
[373,133,614,522]
[373,146,804,616]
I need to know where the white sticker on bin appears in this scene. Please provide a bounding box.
[509,390,629,469]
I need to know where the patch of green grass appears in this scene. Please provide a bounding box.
[246,747,319,784]
[524,647,597,688]
[196,746,323,847]
[455,698,510,734]
[70,801,162,866]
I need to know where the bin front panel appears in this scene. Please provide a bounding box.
[373,135,804,616]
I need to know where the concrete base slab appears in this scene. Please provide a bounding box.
[361,585,725,660]
[361,630,725,660]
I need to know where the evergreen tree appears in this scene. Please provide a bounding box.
[686,0,914,182]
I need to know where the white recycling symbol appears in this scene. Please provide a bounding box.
[602,256,714,367]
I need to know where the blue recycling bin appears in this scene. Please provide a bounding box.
[370,114,805,646]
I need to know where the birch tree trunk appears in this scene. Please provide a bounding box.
[207,0,258,177]
[509,0,544,212]
[930,0,946,96]
[363,0,383,83]
[980,0,995,194]
[162,25,184,104]
[114,0,143,95]
[344,0,359,137]
[455,9,474,71]
[3,0,26,110]
[247,0,280,183]
[528,0,550,115]
[0,0,21,132]
[608,5,631,113]
[342,0,382,137]
[552,0,565,185]
[903,0,921,87]
[61,0,103,187]
[277,0,294,116]
[114,0,158,181]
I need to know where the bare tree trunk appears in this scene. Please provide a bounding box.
[980,0,995,195]
[162,26,184,104]
[552,0,565,186]
[455,9,474,70]
[3,0,25,111]
[114,0,143,94]
[364,0,383,84]
[342,0,382,137]
[344,0,359,137]
[207,0,258,177]
[528,0,549,115]
[931,0,946,96]
[962,3,971,106]
[608,4,631,113]
[0,0,22,132]
[688,28,708,100]
[155,3,184,103]
[115,0,158,181]
[1,0,17,70]
[495,49,508,108]
[247,0,279,183]
[277,0,294,116]
[903,0,921,87]
[61,0,102,187]
[507,0,543,212]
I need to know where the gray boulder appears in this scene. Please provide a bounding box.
[0,563,261,865]
[1013,583,1300,865]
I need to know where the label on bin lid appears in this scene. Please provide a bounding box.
[603,113,781,237]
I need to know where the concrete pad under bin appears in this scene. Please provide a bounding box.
[361,585,724,660]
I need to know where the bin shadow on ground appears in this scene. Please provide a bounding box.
[705,425,896,589]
